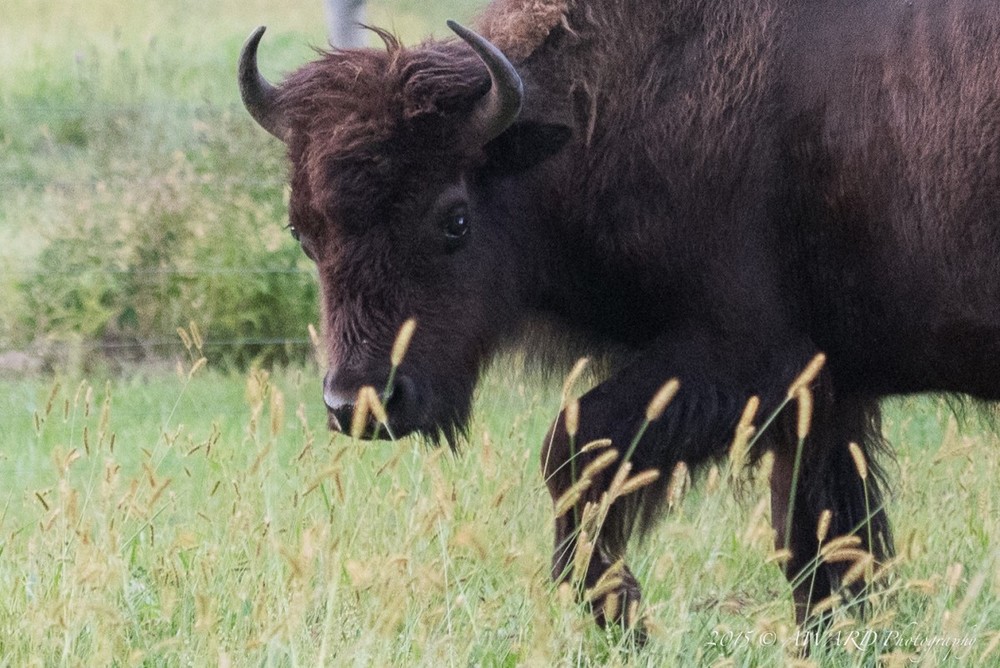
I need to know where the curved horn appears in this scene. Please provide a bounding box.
[239,26,288,141]
[447,20,524,146]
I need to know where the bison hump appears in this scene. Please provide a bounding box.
[477,0,569,62]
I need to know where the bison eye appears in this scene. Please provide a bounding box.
[443,211,470,245]
[287,225,317,261]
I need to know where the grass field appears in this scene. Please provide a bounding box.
[2,0,999,665]
[0,362,997,665]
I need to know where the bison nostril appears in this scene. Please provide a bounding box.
[324,394,356,433]
[322,371,356,433]
[328,404,355,433]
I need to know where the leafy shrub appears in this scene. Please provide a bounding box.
[15,115,318,371]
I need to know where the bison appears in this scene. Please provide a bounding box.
[238,0,1000,638]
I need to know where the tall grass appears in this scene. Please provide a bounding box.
[0,361,996,665]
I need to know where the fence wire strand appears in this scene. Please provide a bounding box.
[2,99,318,363]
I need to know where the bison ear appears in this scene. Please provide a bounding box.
[482,121,571,175]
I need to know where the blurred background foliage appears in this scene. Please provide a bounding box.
[0,0,486,371]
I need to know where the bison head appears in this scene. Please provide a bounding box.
[239,23,570,443]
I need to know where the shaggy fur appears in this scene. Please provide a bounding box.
[244,0,1000,636]
[478,0,570,61]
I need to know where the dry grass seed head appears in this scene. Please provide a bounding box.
[580,500,599,526]
[608,461,633,499]
[945,562,963,591]
[810,593,843,617]
[308,323,327,367]
[390,318,417,367]
[44,381,60,417]
[603,592,621,623]
[269,388,285,437]
[978,631,1000,664]
[737,395,760,432]
[795,387,813,440]
[645,378,680,422]
[816,509,832,543]
[946,568,987,635]
[666,461,689,508]
[579,438,613,453]
[564,399,580,438]
[557,581,574,607]
[177,327,193,351]
[364,387,388,425]
[848,441,868,480]
[788,352,827,398]
[572,530,594,583]
[554,476,594,518]
[822,548,871,565]
[870,556,903,585]
[580,449,619,481]
[562,357,590,403]
[350,387,372,439]
[188,357,207,379]
[188,320,203,350]
[742,495,772,546]
[581,494,613,536]
[618,468,661,498]
[586,560,625,602]
[627,600,641,631]
[766,548,793,565]
[841,552,875,588]
[820,534,863,556]
[728,424,755,474]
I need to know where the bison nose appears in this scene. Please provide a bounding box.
[323,370,356,433]
[323,369,402,436]
[322,367,423,439]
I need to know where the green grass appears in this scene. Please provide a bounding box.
[0,362,997,665]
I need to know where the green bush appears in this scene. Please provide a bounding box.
[15,114,318,370]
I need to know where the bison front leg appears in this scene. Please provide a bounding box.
[542,413,647,635]
[540,339,805,638]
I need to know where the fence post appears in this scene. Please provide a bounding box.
[324,0,367,48]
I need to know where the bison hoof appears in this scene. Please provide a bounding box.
[590,567,647,646]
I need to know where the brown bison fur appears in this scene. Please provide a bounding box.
[477,0,570,61]
[241,0,1000,641]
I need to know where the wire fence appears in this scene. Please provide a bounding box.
[1,267,311,276]
[39,337,312,351]
[2,96,318,366]
[0,178,288,191]
[0,266,320,360]
[1,100,287,191]
[0,336,316,358]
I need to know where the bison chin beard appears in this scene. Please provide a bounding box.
[326,371,475,449]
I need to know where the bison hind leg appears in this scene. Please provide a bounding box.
[773,389,895,628]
